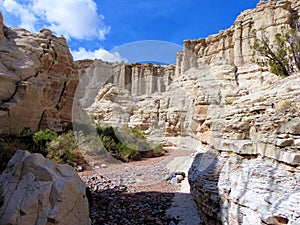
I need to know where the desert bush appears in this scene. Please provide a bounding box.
[33,129,85,167]
[95,125,165,162]
[252,28,300,77]
[46,131,84,166]
[33,129,58,155]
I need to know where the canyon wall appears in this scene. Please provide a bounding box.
[0,13,78,135]
[0,0,300,223]
[76,60,174,107]
[181,1,300,224]
[177,0,300,75]
[82,1,300,224]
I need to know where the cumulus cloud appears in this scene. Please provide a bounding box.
[1,0,37,31]
[1,0,110,40]
[71,47,125,62]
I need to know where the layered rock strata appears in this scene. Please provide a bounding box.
[189,70,300,224]
[176,0,300,75]
[182,1,300,224]
[81,1,300,224]
[76,60,174,108]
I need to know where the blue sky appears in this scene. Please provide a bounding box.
[0,0,259,62]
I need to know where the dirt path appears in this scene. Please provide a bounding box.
[79,146,201,225]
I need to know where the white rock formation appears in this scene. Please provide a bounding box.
[79,1,300,224]
[0,150,89,225]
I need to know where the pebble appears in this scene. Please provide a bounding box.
[79,149,193,224]
[176,175,185,183]
[166,171,186,184]
[81,173,179,225]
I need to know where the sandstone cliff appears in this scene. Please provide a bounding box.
[76,60,174,107]
[177,0,300,74]
[0,12,78,135]
[1,0,300,223]
[81,1,300,224]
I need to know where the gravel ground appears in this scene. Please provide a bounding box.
[79,149,196,225]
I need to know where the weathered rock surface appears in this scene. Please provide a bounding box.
[0,12,78,135]
[0,150,89,225]
[177,0,300,74]
[183,1,300,224]
[76,60,174,108]
[189,150,300,225]
[80,0,300,224]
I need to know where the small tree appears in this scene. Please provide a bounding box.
[252,28,300,77]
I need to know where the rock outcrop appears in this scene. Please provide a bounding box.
[188,71,300,224]
[78,1,300,224]
[181,1,300,224]
[177,0,300,74]
[76,60,174,108]
[0,12,5,44]
[0,150,89,225]
[0,12,78,135]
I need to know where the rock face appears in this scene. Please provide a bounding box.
[0,150,89,225]
[177,0,300,74]
[0,12,5,44]
[184,1,300,224]
[76,60,174,108]
[76,60,176,136]
[78,0,300,224]
[187,71,300,224]
[0,13,78,135]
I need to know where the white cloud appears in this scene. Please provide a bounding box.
[2,0,37,31]
[1,0,110,40]
[71,47,125,62]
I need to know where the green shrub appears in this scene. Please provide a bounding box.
[252,27,300,77]
[94,125,165,162]
[153,144,166,156]
[33,129,58,154]
[33,129,85,167]
[46,131,83,166]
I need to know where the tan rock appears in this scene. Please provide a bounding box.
[275,138,294,147]
[0,17,78,135]
[0,12,5,44]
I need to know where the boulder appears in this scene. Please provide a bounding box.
[0,150,90,225]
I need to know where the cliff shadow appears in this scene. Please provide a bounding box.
[188,150,222,225]
[88,188,193,225]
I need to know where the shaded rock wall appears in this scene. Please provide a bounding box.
[188,72,300,224]
[0,13,78,135]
